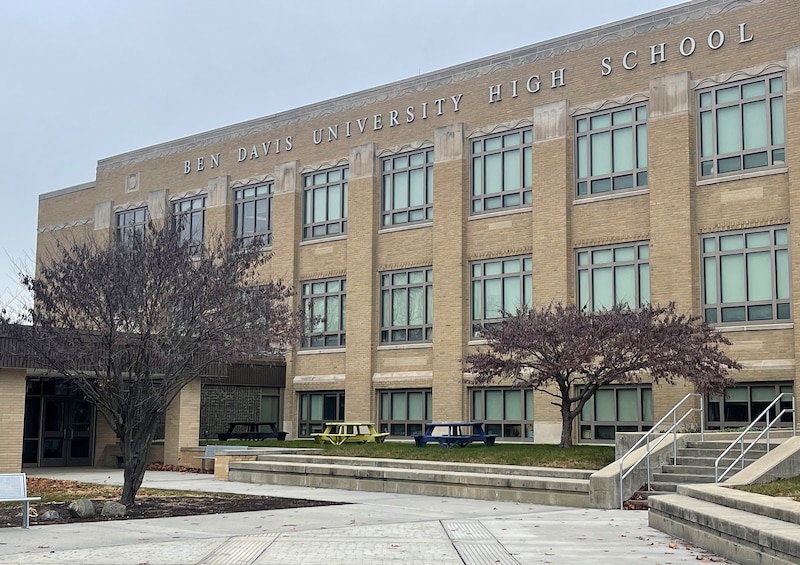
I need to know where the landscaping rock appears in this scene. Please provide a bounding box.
[39,510,61,522]
[68,499,95,518]
[101,501,126,518]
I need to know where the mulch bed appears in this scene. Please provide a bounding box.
[0,464,344,528]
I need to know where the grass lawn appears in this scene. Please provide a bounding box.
[737,476,800,502]
[202,439,616,470]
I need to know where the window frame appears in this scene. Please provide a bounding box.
[701,225,791,325]
[381,148,434,228]
[470,128,533,215]
[707,383,794,430]
[302,166,348,240]
[579,385,653,442]
[377,389,432,437]
[297,391,345,437]
[172,195,207,256]
[470,255,532,337]
[115,207,149,249]
[697,73,786,180]
[301,277,347,349]
[380,267,433,344]
[575,103,648,197]
[576,241,650,312]
[233,182,274,247]
[470,387,534,439]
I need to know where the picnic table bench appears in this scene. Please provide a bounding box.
[0,473,41,528]
[312,422,389,445]
[217,422,287,441]
[414,422,497,448]
[194,445,250,471]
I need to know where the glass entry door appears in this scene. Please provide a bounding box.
[40,397,93,466]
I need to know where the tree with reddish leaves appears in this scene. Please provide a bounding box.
[2,222,298,505]
[464,303,740,448]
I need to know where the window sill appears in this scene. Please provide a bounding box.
[379,221,432,235]
[468,207,532,221]
[467,339,489,346]
[297,347,346,355]
[573,187,649,206]
[714,322,793,333]
[696,166,787,187]
[300,234,347,246]
[377,342,433,351]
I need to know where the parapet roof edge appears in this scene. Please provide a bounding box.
[97,0,756,172]
[40,181,96,201]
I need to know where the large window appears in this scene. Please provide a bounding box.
[707,383,793,430]
[172,195,206,256]
[378,389,432,437]
[234,182,273,246]
[577,242,650,312]
[380,267,432,344]
[382,149,433,228]
[471,128,532,214]
[303,166,348,240]
[471,256,532,337]
[580,385,653,442]
[471,388,534,439]
[297,391,345,436]
[301,277,346,349]
[576,103,647,196]
[698,74,785,179]
[702,226,790,324]
[116,207,148,249]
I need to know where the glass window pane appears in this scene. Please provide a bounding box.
[392,393,407,419]
[591,132,611,176]
[717,106,742,154]
[327,185,341,220]
[486,390,503,420]
[700,111,713,158]
[503,277,521,313]
[617,389,638,421]
[742,100,768,150]
[776,249,790,300]
[720,235,744,251]
[503,149,521,191]
[484,153,502,194]
[577,137,588,179]
[637,124,648,169]
[593,267,613,310]
[408,287,424,325]
[393,289,408,326]
[578,270,590,310]
[704,257,718,304]
[716,86,740,104]
[771,98,785,145]
[615,265,636,308]
[612,127,633,172]
[393,172,408,208]
[614,247,635,262]
[638,264,650,307]
[409,169,424,206]
[485,279,502,319]
[505,390,522,419]
[720,255,745,303]
[595,389,615,421]
[746,251,772,301]
[642,389,653,421]
[408,392,424,420]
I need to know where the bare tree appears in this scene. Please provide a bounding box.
[2,222,297,505]
[464,303,740,448]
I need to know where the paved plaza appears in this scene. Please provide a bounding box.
[0,469,733,565]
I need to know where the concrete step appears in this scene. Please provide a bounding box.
[649,487,800,565]
[228,456,592,508]
[651,471,716,484]
[676,446,767,459]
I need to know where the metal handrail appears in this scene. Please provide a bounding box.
[714,393,796,483]
[618,392,704,509]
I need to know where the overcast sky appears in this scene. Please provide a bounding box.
[0,0,678,306]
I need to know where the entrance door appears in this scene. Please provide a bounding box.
[40,397,93,466]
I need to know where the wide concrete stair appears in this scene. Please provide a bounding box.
[227,453,594,507]
[649,484,800,565]
[647,435,800,565]
[630,439,774,507]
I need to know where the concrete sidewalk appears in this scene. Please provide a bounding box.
[0,468,734,565]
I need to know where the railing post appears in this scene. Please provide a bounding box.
[700,395,705,441]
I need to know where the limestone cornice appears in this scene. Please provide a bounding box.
[698,217,790,234]
[37,218,93,233]
[95,0,766,173]
[230,174,274,189]
[467,119,533,139]
[571,92,649,116]
[299,158,349,176]
[467,248,532,262]
[693,60,786,89]
[572,234,650,249]
[376,140,434,159]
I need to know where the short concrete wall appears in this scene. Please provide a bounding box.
[725,435,800,486]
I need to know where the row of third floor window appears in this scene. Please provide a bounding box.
[116,72,786,249]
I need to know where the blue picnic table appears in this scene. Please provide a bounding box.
[414,421,497,448]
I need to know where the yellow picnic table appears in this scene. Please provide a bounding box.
[312,422,389,445]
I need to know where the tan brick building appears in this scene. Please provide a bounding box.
[7,0,799,469]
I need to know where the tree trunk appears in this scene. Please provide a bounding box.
[559,401,574,448]
[119,430,153,506]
